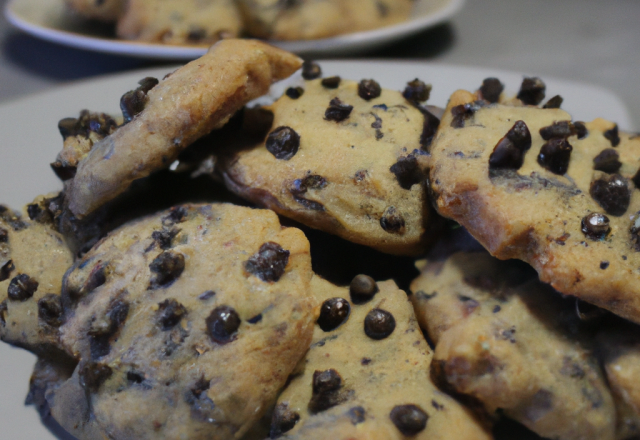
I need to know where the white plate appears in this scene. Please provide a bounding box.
[0,61,633,440]
[5,0,465,59]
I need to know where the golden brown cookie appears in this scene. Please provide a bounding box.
[237,0,413,40]
[116,0,242,45]
[270,274,491,439]
[48,203,315,440]
[410,252,617,440]
[429,88,640,323]
[62,39,302,219]
[218,76,438,255]
[0,198,74,355]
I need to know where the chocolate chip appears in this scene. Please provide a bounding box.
[517,77,546,105]
[151,227,180,250]
[126,371,145,384]
[590,174,630,216]
[358,79,381,101]
[247,314,262,324]
[57,111,117,139]
[593,149,621,173]
[285,87,304,99]
[0,260,14,282]
[26,204,42,221]
[301,60,322,80]
[37,294,63,327]
[493,305,501,313]
[630,216,640,252]
[206,305,241,344]
[543,95,563,109]
[317,298,350,332]
[479,77,504,103]
[312,369,342,394]
[290,175,327,211]
[600,261,609,270]
[450,101,486,128]
[0,228,8,243]
[390,155,426,190]
[244,242,290,282]
[0,300,6,326]
[266,126,301,160]
[157,299,187,330]
[321,76,341,89]
[149,251,185,288]
[120,77,159,124]
[581,213,610,240]
[604,124,620,147]
[574,121,588,139]
[7,274,38,301]
[349,274,379,304]
[198,290,215,301]
[79,361,112,392]
[161,206,188,226]
[347,406,366,424]
[271,403,300,437]
[186,27,206,42]
[88,298,129,340]
[403,79,431,103]
[489,120,532,170]
[185,376,215,422]
[364,308,396,340]
[309,369,349,413]
[633,168,640,189]
[361,357,371,365]
[380,206,405,234]
[325,98,353,122]
[537,138,572,175]
[390,404,429,435]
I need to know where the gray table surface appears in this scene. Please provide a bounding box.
[1,0,639,131]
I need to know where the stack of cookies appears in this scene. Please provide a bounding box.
[63,0,415,44]
[2,39,640,440]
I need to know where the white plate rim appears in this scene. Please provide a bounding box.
[4,0,465,59]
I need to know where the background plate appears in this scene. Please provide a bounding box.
[0,60,633,440]
[5,0,465,59]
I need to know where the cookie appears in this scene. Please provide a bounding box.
[64,0,125,22]
[237,0,413,40]
[116,0,242,45]
[0,198,74,355]
[429,88,640,323]
[62,39,302,219]
[218,76,439,255]
[410,252,617,440]
[48,203,316,440]
[270,274,491,439]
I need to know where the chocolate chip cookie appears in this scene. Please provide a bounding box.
[410,252,617,440]
[429,88,640,324]
[62,39,302,219]
[218,76,438,255]
[0,198,74,355]
[49,203,316,440]
[116,0,242,45]
[237,0,413,41]
[269,274,491,439]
